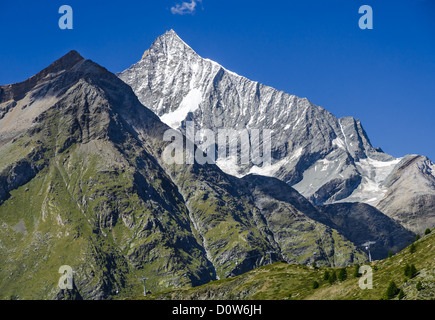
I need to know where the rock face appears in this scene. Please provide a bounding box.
[239,175,366,267]
[316,203,415,260]
[118,30,435,232]
[376,155,435,234]
[118,30,395,206]
[0,51,370,300]
[241,175,416,261]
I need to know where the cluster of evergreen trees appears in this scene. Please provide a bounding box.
[312,267,352,290]
[404,264,417,279]
[383,237,424,300]
[310,228,431,298]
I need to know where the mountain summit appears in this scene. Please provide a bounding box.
[118,30,435,234]
[0,50,84,104]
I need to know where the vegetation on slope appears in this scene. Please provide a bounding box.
[133,229,434,300]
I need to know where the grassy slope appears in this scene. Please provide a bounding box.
[0,141,205,299]
[0,107,207,299]
[134,229,435,300]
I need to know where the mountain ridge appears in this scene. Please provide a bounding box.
[0,50,84,103]
[118,30,435,233]
[118,30,395,202]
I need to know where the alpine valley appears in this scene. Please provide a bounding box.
[0,30,433,300]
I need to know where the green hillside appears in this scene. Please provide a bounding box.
[134,229,435,300]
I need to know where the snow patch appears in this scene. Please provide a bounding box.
[248,158,287,177]
[339,122,349,151]
[356,157,402,184]
[216,156,243,177]
[289,147,303,162]
[216,148,303,179]
[319,159,333,172]
[339,157,403,205]
[332,137,346,150]
[247,147,303,177]
[160,88,203,129]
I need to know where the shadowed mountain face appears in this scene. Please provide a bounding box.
[118,30,435,233]
[240,175,416,261]
[0,51,373,300]
[316,203,415,260]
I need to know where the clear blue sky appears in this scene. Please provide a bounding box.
[1,0,434,160]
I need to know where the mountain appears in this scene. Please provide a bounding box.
[241,175,415,260]
[376,155,435,234]
[118,30,435,233]
[0,51,374,300]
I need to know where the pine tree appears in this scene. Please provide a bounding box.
[409,243,416,254]
[415,234,421,241]
[323,270,330,281]
[388,250,393,258]
[404,264,411,277]
[312,281,319,289]
[416,281,422,291]
[329,270,337,285]
[338,268,347,281]
[353,264,361,278]
[385,281,398,300]
[410,264,417,278]
[425,228,431,235]
[398,289,405,300]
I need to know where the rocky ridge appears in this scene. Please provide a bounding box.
[0,51,376,300]
[118,30,435,234]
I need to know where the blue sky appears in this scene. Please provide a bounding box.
[1,0,434,160]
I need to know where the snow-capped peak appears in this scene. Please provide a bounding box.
[118,31,413,207]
